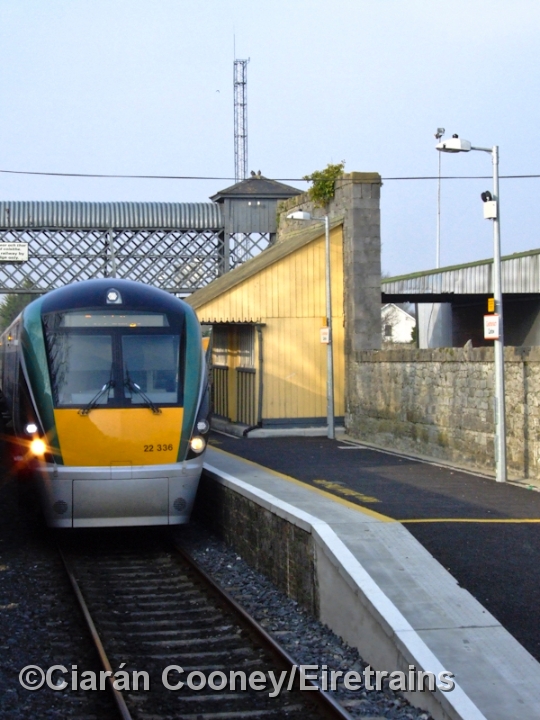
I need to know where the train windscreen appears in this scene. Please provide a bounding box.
[43,310,183,408]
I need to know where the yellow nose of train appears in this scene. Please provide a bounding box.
[54,407,183,466]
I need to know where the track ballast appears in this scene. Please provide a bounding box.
[58,530,352,720]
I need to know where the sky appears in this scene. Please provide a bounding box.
[0,0,539,277]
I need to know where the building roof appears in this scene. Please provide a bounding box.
[382,303,415,320]
[0,201,222,230]
[187,218,343,310]
[383,247,540,296]
[210,173,302,202]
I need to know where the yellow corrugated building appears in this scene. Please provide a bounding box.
[187,221,345,429]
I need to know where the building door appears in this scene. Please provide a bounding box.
[210,324,257,426]
[210,325,230,419]
[235,325,256,426]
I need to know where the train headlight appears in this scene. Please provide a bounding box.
[25,423,38,434]
[196,419,210,434]
[189,436,206,454]
[30,438,46,456]
[106,288,122,304]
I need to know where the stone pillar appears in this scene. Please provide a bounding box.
[333,172,382,353]
[277,171,382,353]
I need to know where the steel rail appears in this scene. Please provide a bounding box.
[172,541,355,720]
[56,544,133,720]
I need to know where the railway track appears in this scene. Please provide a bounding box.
[57,531,353,720]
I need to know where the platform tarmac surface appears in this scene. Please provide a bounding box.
[209,431,540,663]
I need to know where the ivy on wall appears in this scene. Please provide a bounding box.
[303,161,345,207]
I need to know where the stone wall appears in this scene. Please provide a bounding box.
[193,473,319,615]
[346,345,540,479]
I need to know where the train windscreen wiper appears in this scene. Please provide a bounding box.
[124,365,162,414]
[78,377,115,416]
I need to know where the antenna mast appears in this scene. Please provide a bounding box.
[234,59,249,183]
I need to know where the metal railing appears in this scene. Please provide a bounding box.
[236,367,256,426]
[211,365,229,419]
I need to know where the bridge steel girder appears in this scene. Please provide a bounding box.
[0,201,280,295]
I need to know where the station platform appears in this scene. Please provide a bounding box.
[204,433,540,720]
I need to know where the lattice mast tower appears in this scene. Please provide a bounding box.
[234,59,249,183]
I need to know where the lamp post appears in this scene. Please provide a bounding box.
[436,136,507,482]
[286,211,335,439]
[434,127,445,268]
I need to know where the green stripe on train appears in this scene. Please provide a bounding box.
[178,304,203,462]
[21,298,63,464]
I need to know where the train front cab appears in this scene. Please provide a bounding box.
[22,281,208,528]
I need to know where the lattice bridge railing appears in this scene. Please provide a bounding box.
[0,227,227,294]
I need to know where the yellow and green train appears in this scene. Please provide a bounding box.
[0,279,210,528]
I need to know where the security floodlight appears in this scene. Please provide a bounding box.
[287,211,313,220]
[436,137,472,153]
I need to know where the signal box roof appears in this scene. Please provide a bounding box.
[210,173,302,202]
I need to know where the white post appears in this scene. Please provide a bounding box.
[436,150,442,268]
[324,215,335,439]
[434,127,445,268]
[491,145,507,482]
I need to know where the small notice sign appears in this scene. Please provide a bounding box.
[320,327,330,344]
[484,314,500,340]
[0,243,28,262]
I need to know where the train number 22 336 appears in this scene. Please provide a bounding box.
[144,444,173,452]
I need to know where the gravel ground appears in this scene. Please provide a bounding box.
[0,472,117,719]
[175,522,434,720]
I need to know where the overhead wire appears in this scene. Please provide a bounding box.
[0,168,539,181]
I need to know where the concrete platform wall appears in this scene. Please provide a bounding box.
[195,468,487,720]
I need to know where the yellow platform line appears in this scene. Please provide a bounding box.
[401,518,540,523]
[207,445,395,523]
[208,445,540,525]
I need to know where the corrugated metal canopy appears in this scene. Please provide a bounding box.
[383,248,540,296]
[0,201,223,230]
